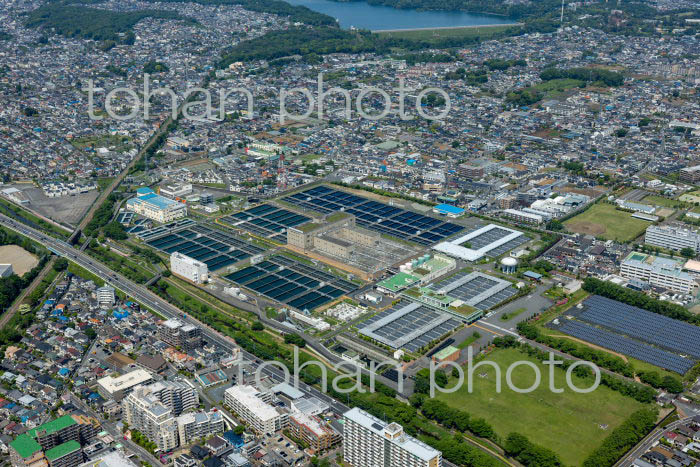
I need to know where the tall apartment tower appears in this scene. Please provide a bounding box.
[342,408,442,467]
[123,387,179,452]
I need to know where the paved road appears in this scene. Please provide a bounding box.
[616,416,690,467]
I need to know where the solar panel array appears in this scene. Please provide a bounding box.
[558,320,695,374]
[145,224,264,271]
[359,300,461,352]
[225,255,356,311]
[578,295,700,359]
[284,185,463,245]
[224,204,311,242]
[459,225,528,257]
[428,271,517,311]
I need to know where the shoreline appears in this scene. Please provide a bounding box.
[372,22,523,33]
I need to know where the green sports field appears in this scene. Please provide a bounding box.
[436,348,648,466]
[564,202,653,242]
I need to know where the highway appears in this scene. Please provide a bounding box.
[0,212,350,417]
[0,213,472,466]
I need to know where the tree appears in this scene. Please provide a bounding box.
[251,321,264,331]
[53,258,69,271]
[681,247,695,258]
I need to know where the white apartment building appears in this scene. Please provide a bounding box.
[620,252,698,294]
[146,380,199,416]
[96,286,115,306]
[224,385,288,435]
[124,386,179,452]
[343,408,442,467]
[170,252,209,284]
[645,225,700,253]
[502,208,543,225]
[97,369,154,401]
[176,410,224,445]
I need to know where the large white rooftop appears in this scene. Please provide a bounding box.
[432,223,524,262]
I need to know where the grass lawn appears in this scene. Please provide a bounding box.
[642,195,683,208]
[437,348,648,466]
[500,307,526,321]
[564,202,652,242]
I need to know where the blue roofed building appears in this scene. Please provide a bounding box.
[432,203,465,218]
[127,187,187,223]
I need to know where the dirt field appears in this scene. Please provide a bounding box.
[0,245,39,276]
[20,187,99,226]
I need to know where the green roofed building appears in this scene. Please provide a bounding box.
[27,415,79,451]
[10,415,97,467]
[9,433,46,467]
[45,440,81,467]
[376,272,420,295]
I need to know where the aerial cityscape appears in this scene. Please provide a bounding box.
[0,0,700,466]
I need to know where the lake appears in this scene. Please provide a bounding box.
[285,0,514,31]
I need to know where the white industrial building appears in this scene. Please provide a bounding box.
[620,252,698,294]
[170,252,209,284]
[159,183,193,199]
[224,385,289,435]
[645,225,700,253]
[343,408,442,467]
[126,187,187,223]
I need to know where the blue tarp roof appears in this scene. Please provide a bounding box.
[434,203,464,215]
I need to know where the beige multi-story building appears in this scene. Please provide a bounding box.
[176,411,224,445]
[289,413,340,454]
[146,380,199,416]
[224,385,288,435]
[124,387,179,452]
[97,369,154,401]
[343,408,442,467]
[157,319,202,352]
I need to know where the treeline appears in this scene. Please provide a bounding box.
[517,321,684,393]
[582,277,700,325]
[413,353,562,466]
[0,31,11,41]
[219,26,524,66]
[24,5,194,44]
[496,334,658,403]
[0,234,47,312]
[331,181,436,206]
[540,67,624,87]
[582,409,658,467]
[143,0,336,26]
[504,433,562,467]
[84,193,119,238]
